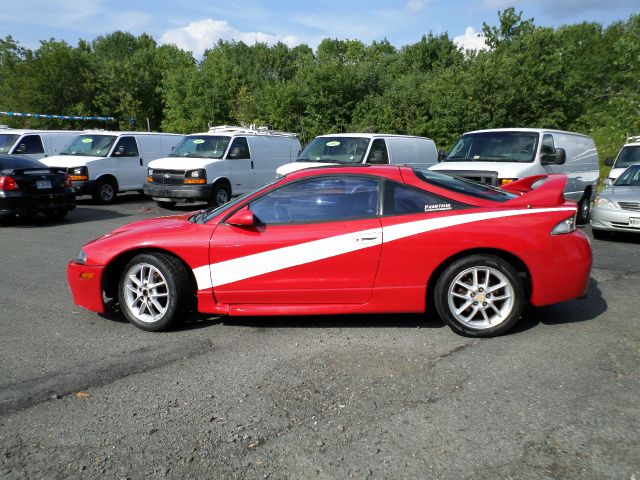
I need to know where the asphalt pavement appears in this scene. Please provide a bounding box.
[0,194,638,479]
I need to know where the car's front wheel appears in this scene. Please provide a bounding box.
[118,253,192,331]
[434,255,525,337]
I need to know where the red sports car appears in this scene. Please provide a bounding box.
[68,165,591,337]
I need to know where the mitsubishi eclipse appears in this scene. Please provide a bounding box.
[68,165,591,337]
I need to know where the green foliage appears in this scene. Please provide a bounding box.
[0,10,637,166]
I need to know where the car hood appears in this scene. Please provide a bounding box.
[149,157,221,170]
[600,186,640,202]
[276,162,339,175]
[41,155,105,168]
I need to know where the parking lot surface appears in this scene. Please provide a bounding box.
[0,194,639,479]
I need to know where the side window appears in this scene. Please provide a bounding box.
[227,137,250,159]
[540,134,556,163]
[113,137,139,157]
[367,139,389,164]
[384,181,461,215]
[249,176,379,225]
[16,135,44,154]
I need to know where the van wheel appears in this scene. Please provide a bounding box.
[434,255,524,337]
[155,200,176,209]
[93,177,117,204]
[208,184,230,208]
[577,196,590,225]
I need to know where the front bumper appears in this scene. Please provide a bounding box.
[143,182,213,202]
[67,261,106,314]
[0,189,76,217]
[590,206,640,234]
[71,179,95,196]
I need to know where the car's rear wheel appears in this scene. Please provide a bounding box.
[577,196,591,225]
[93,177,117,204]
[118,253,192,331]
[434,255,524,337]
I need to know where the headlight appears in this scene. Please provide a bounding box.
[75,249,87,265]
[551,214,577,235]
[147,168,153,176]
[593,195,617,209]
[68,166,88,181]
[184,169,207,184]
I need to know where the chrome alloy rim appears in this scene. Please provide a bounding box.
[123,263,170,323]
[447,266,514,329]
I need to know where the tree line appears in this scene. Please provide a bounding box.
[0,9,638,161]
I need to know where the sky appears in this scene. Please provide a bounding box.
[0,0,637,56]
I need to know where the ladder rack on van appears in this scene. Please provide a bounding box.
[625,135,640,144]
[207,125,298,138]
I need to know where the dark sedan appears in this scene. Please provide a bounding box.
[0,154,75,224]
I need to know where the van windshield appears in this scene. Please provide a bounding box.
[169,136,230,159]
[446,132,539,163]
[61,135,116,157]
[298,136,370,164]
[0,134,19,154]
[615,145,640,168]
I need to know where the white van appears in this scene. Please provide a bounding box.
[604,135,640,185]
[276,133,439,176]
[145,125,301,208]
[430,128,599,223]
[41,131,184,204]
[0,127,79,160]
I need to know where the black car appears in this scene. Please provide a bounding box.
[0,154,75,224]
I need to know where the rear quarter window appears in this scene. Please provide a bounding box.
[414,169,517,202]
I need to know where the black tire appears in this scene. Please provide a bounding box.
[44,210,68,221]
[577,196,591,225]
[117,253,192,331]
[208,183,230,208]
[93,177,118,204]
[591,228,609,240]
[155,200,177,209]
[434,255,525,337]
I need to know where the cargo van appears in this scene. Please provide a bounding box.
[145,125,301,208]
[430,128,599,223]
[0,127,79,160]
[276,133,439,176]
[604,136,640,185]
[41,131,184,204]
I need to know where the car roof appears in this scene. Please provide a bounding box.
[464,128,591,138]
[0,154,47,170]
[315,133,433,140]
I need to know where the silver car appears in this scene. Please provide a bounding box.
[591,164,640,238]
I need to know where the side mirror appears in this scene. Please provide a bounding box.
[15,143,26,154]
[604,157,613,167]
[603,178,613,187]
[438,149,447,163]
[368,151,385,164]
[554,147,566,165]
[226,207,255,226]
[228,147,242,159]
[113,146,126,156]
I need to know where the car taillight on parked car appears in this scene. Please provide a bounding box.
[0,176,19,191]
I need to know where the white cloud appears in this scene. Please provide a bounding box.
[160,18,299,57]
[406,0,429,12]
[453,26,489,51]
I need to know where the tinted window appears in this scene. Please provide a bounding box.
[384,181,464,215]
[249,176,379,224]
[413,169,517,202]
[447,132,538,163]
[0,154,47,171]
[367,139,389,164]
[16,135,44,154]
[616,145,640,168]
[113,136,139,157]
[228,137,250,159]
[540,134,556,163]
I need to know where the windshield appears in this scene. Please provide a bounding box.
[446,132,539,163]
[413,168,518,202]
[298,136,370,164]
[0,134,19,154]
[615,145,640,168]
[61,135,116,157]
[614,165,640,186]
[169,135,230,159]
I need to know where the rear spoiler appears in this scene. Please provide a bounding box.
[502,174,568,207]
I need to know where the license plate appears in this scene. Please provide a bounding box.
[36,180,52,189]
[629,217,640,227]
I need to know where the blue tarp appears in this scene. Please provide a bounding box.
[0,111,114,122]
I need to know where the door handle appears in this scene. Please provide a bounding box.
[353,231,382,245]
[139,158,143,166]
[251,161,254,169]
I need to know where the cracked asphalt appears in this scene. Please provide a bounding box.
[0,194,638,479]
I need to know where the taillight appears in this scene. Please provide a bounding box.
[64,173,73,188]
[0,176,19,191]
